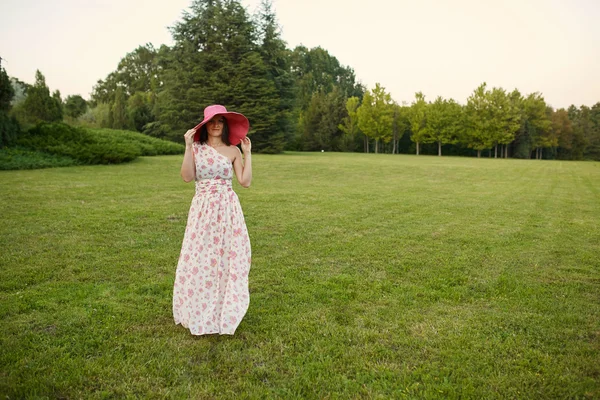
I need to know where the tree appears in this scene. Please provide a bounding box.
[338,96,361,152]
[290,46,363,112]
[0,66,20,147]
[587,102,600,160]
[256,0,295,145]
[110,86,128,129]
[523,93,551,159]
[553,108,574,159]
[64,95,88,119]
[91,44,159,105]
[408,92,428,155]
[18,70,62,125]
[392,104,410,154]
[482,87,521,158]
[301,86,346,151]
[127,92,153,132]
[356,83,394,153]
[423,96,462,156]
[464,83,493,158]
[157,0,285,151]
[0,66,14,111]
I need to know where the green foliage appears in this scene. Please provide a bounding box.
[3,123,184,170]
[423,96,463,155]
[157,0,287,153]
[465,83,493,156]
[64,95,88,119]
[0,112,21,148]
[127,92,153,132]
[0,67,21,148]
[9,77,27,106]
[0,66,14,111]
[17,123,138,165]
[408,92,428,154]
[0,147,77,170]
[301,87,347,151]
[256,0,296,147]
[357,83,394,153]
[141,121,172,140]
[110,86,129,130]
[16,70,63,125]
[338,96,361,152]
[291,46,363,110]
[91,44,159,105]
[88,128,184,156]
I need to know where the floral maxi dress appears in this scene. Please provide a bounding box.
[173,143,251,335]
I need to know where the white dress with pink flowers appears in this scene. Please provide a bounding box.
[173,142,251,335]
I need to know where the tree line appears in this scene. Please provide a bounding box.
[2,0,599,159]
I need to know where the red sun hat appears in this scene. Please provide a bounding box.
[193,104,250,146]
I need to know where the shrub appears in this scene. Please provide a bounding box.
[88,128,184,156]
[0,147,77,170]
[17,122,140,164]
[0,112,21,148]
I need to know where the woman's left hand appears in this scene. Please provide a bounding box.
[241,137,251,155]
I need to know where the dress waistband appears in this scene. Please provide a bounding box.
[195,178,232,195]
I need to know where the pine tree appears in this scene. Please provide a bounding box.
[20,70,62,124]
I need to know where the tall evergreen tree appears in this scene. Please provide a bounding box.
[19,70,62,124]
[256,0,295,146]
[0,66,20,147]
[159,0,283,151]
[0,66,14,111]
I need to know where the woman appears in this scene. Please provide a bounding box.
[173,104,252,335]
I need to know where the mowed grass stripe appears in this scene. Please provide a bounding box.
[1,153,599,399]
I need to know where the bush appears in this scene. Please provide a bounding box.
[89,128,184,156]
[0,147,77,170]
[0,112,21,148]
[17,122,140,164]
[1,123,184,170]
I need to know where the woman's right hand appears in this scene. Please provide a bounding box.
[184,128,196,148]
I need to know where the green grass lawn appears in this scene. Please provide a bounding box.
[1,153,599,399]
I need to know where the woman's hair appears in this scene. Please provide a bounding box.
[198,119,230,145]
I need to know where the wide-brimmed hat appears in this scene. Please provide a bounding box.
[193,104,249,145]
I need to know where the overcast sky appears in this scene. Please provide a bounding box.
[1,0,599,109]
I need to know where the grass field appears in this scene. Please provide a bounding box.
[1,152,599,399]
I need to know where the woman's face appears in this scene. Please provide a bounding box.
[206,116,225,137]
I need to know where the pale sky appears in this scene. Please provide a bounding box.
[1,0,599,109]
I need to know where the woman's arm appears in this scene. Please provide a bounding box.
[233,137,252,188]
[180,129,196,182]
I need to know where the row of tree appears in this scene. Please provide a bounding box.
[341,82,600,160]
[2,0,599,159]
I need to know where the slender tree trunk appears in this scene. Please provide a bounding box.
[438,141,442,156]
[477,150,481,158]
[540,147,543,160]
[416,142,420,155]
[494,144,498,158]
[375,139,379,154]
[365,137,369,153]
